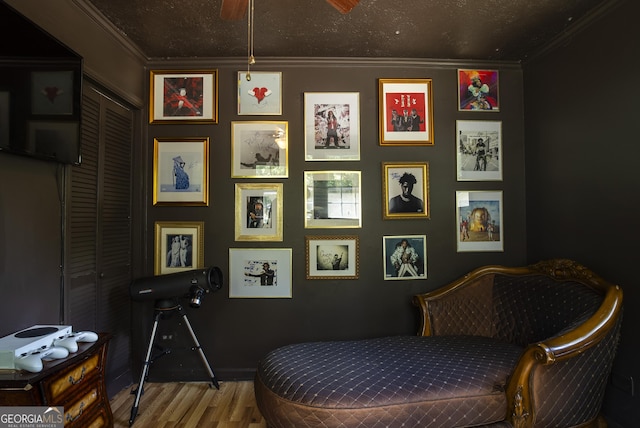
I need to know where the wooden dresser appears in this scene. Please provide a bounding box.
[0,333,113,427]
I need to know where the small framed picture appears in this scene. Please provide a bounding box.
[305,235,359,280]
[304,171,362,229]
[383,162,430,219]
[153,137,209,206]
[235,183,283,242]
[382,235,427,280]
[456,190,504,252]
[456,120,502,181]
[237,71,282,115]
[149,69,218,123]
[304,92,360,161]
[31,71,75,115]
[229,248,292,298]
[154,221,204,275]
[231,121,288,178]
[378,78,434,146]
[458,69,500,111]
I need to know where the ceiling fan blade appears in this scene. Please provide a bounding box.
[326,0,360,14]
[220,0,248,20]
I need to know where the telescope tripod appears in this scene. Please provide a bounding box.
[129,299,219,426]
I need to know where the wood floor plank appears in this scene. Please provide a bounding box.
[111,381,267,428]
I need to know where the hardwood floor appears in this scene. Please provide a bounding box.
[110,381,267,428]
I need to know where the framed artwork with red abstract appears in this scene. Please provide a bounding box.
[149,69,218,124]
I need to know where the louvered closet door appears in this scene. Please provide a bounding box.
[67,83,133,383]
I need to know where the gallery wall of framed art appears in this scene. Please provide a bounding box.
[142,58,527,378]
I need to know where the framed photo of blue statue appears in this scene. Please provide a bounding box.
[153,137,209,206]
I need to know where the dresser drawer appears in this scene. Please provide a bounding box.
[43,353,101,402]
[63,385,99,425]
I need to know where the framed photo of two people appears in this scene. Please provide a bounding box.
[383,162,430,219]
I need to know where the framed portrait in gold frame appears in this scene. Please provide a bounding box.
[154,221,204,275]
[153,137,209,206]
[235,183,283,242]
[378,78,434,146]
[382,162,430,219]
[149,69,218,124]
[231,121,288,178]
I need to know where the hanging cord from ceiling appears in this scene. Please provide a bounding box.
[246,0,255,81]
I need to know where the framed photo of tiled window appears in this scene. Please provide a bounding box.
[149,69,218,123]
[378,78,434,146]
[304,171,362,229]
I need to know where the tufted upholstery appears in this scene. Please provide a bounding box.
[255,259,623,428]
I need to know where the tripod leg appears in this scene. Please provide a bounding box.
[129,311,161,426]
[179,306,220,389]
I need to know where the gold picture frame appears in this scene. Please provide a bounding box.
[154,221,204,275]
[235,183,283,242]
[382,162,430,219]
[304,170,362,229]
[378,78,434,146]
[149,69,218,124]
[153,137,209,206]
[305,235,359,280]
[231,121,289,178]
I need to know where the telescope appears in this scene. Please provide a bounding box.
[130,266,223,308]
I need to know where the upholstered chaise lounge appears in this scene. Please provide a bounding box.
[254,259,623,428]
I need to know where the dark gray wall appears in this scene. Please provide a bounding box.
[136,59,528,380]
[523,0,639,426]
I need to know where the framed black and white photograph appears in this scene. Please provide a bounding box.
[382,235,427,280]
[154,221,204,275]
[153,137,209,206]
[229,248,292,298]
[149,69,218,123]
[237,71,282,115]
[305,235,359,280]
[235,183,283,242]
[231,121,288,178]
[304,92,360,161]
[304,171,362,229]
[456,120,502,181]
[456,190,503,252]
[383,162,430,219]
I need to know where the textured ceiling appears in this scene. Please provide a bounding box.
[85,0,609,61]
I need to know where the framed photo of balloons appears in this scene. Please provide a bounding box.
[237,71,282,115]
[153,137,209,206]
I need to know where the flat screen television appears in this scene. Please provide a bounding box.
[0,2,83,165]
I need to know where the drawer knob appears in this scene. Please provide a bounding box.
[68,366,87,385]
[66,401,85,423]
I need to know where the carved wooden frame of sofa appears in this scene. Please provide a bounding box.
[255,259,623,428]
